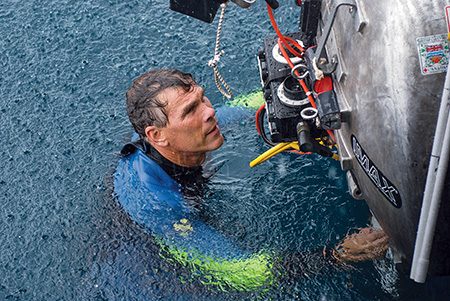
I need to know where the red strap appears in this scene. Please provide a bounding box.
[314,76,333,94]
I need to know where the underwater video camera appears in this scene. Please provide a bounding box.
[257,32,341,142]
[257,32,313,143]
[256,0,341,156]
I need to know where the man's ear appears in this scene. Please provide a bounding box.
[144,125,168,147]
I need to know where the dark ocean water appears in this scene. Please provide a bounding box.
[0,0,438,300]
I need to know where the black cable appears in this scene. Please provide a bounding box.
[257,107,277,147]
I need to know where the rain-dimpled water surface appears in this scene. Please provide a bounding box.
[0,0,440,300]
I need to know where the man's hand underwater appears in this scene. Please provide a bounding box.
[332,227,389,263]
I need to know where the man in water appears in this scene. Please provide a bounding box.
[122,68,388,264]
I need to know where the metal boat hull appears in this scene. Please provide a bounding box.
[323,0,450,275]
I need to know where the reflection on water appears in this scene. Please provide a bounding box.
[0,0,440,300]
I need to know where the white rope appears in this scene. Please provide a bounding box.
[312,57,324,80]
[208,2,233,99]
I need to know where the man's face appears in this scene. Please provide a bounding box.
[159,85,224,155]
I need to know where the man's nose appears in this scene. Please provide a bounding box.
[203,103,216,122]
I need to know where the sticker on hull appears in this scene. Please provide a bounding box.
[352,135,402,208]
[416,34,450,75]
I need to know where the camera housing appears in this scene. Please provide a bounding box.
[258,32,327,143]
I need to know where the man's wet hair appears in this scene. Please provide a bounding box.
[126,68,195,137]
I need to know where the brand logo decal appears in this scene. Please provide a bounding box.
[416,34,450,75]
[352,135,402,208]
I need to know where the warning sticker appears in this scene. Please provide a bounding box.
[416,34,450,75]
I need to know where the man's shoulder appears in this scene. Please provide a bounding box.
[118,141,179,190]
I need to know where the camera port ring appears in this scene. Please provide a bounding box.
[272,42,303,65]
[300,107,318,120]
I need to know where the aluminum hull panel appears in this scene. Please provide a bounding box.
[323,0,450,275]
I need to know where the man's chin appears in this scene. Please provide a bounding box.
[210,134,224,151]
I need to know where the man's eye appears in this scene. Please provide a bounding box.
[184,102,198,117]
[186,108,195,116]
